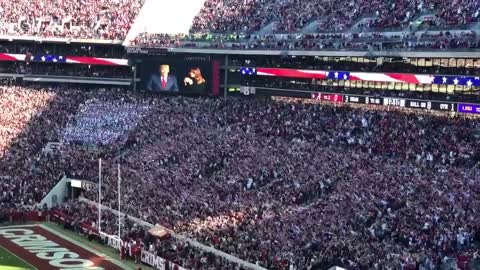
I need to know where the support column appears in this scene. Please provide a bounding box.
[133,64,137,91]
[224,54,229,99]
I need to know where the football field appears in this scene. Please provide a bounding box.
[0,244,36,270]
[0,224,128,270]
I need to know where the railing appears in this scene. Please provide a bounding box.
[417,23,475,31]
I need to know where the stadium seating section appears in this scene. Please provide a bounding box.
[131,0,480,49]
[0,0,475,48]
[0,0,479,269]
[0,0,145,40]
[189,0,479,33]
[1,86,479,269]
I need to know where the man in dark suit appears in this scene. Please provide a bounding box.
[147,64,179,92]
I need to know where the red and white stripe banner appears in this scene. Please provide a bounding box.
[0,53,128,66]
[256,67,436,85]
[0,53,25,61]
[66,57,128,66]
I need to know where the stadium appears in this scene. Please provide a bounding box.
[0,0,479,270]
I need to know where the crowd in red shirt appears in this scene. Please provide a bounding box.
[0,0,144,40]
[190,0,479,33]
[1,85,479,270]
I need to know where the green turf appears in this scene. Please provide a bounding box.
[0,245,36,270]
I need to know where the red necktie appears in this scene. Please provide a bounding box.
[162,77,167,89]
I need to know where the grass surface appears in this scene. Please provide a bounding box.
[0,245,36,270]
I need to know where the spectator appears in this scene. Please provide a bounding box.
[0,0,145,40]
[1,85,479,269]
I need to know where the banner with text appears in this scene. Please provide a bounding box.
[141,250,187,270]
[100,231,187,270]
[458,103,480,115]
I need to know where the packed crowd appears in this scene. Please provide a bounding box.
[190,0,480,33]
[132,31,480,50]
[58,200,248,270]
[0,0,145,40]
[0,0,477,46]
[1,85,479,269]
[0,85,90,211]
[0,86,56,209]
[132,0,480,50]
[73,97,480,270]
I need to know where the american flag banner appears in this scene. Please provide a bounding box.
[66,56,129,66]
[0,53,129,66]
[33,54,67,63]
[0,53,26,61]
[241,67,480,87]
[240,67,256,75]
[432,76,480,87]
[327,71,350,80]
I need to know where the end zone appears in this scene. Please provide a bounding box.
[0,224,128,270]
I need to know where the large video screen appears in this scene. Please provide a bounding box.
[140,58,213,95]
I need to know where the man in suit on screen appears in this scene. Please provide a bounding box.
[147,64,179,92]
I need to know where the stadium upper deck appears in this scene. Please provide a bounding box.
[128,0,480,51]
[189,0,479,34]
[0,0,145,42]
[0,0,477,51]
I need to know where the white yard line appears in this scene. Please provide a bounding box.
[0,244,38,270]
